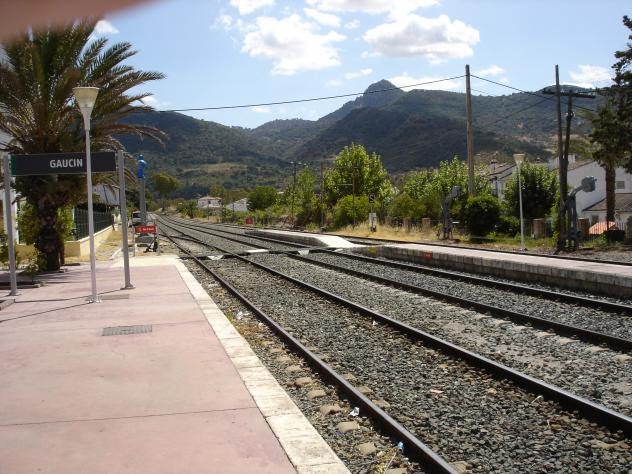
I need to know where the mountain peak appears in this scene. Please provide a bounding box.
[364,79,399,94]
[321,79,404,123]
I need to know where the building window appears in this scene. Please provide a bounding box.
[616,181,625,190]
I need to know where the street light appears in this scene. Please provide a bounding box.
[514,153,526,251]
[74,86,100,303]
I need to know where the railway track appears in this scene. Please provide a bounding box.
[213,223,632,267]
[204,222,632,309]
[158,218,632,473]
[158,217,632,349]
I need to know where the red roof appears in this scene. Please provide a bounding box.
[588,221,619,235]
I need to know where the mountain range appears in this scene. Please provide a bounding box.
[120,80,600,198]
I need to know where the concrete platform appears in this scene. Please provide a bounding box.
[0,255,348,473]
[353,243,632,298]
[247,229,358,249]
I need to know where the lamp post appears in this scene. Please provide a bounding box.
[73,86,100,303]
[514,153,526,251]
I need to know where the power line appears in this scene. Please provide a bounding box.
[471,75,597,113]
[159,76,465,113]
[476,97,552,129]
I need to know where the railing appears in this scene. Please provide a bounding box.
[73,208,112,240]
[583,220,628,243]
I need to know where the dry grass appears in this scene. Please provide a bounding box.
[329,223,438,242]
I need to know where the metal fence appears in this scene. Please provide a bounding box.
[582,220,629,243]
[73,207,112,240]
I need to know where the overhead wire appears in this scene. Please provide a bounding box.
[476,97,552,129]
[158,75,465,113]
[472,74,598,113]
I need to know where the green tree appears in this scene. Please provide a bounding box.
[295,169,318,225]
[503,161,557,220]
[248,186,277,211]
[0,21,164,270]
[332,195,371,228]
[463,194,500,238]
[178,200,199,218]
[590,16,632,221]
[402,156,490,220]
[325,143,391,206]
[389,192,424,221]
[152,172,180,209]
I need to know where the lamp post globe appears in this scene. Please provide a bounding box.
[73,86,100,303]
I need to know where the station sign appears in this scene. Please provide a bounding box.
[10,152,116,176]
[135,224,156,234]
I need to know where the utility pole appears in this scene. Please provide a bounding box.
[289,161,304,227]
[543,82,595,251]
[352,169,356,228]
[465,64,475,195]
[320,161,325,230]
[554,66,564,201]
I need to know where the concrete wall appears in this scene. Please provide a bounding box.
[65,226,114,258]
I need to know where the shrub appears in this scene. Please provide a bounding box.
[332,195,371,228]
[496,215,520,236]
[463,194,500,238]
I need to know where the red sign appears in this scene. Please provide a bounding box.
[135,224,156,234]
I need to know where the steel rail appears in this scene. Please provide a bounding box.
[216,223,632,267]
[316,250,632,315]
[163,217,632,315]
[178,220,632,316]
[160,227,457,473]
[285,254,632,351]
[161,221,632,436]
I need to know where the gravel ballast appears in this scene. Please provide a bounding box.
[249,253,632,416]
[201,255,632,473]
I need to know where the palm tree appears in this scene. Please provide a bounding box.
[0,20,165,270]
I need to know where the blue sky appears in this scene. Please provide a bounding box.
[101,0,630,128]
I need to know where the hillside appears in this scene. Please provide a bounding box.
[121,80,600,196]
[119,111,286,197]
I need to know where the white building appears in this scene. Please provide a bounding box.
[583,194,632,227]
[225,198,248,213]
[196,196,222,211]
[488,155,632,222]
[488,161,516,199]
[549,156,632,220]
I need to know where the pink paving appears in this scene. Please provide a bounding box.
[0,262,296,473]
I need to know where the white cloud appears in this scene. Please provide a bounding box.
[304,8,341,27]
[569,64,612,88]
[230,0,275,15]
[360,50,379,58]
[388,72,463,90]
[345,68,373,80]
[499,77,509,84]
[363,14,479,63]
[344,19,361,29]
[213,14,234,30]
[141,96,158,105]
[475,65,505,77]
[94,20,119,35]
[327,78,344,87]
[252,105,271,113]
[306,0,438,17]
[242,15,345,75]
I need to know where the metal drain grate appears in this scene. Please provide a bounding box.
[100,294,130,300]
[102,325,152,336]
